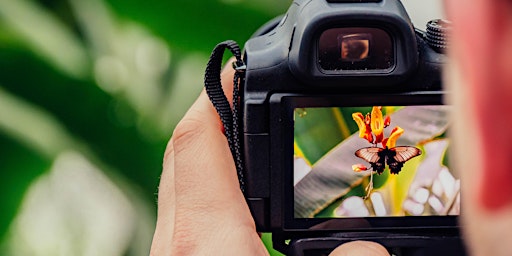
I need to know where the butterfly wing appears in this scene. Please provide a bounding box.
[387,146,422,174]
[355,147,386,174]
[391,146,422,162]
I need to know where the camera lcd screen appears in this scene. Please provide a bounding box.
[293,105,459,219]
[318,28,394,71]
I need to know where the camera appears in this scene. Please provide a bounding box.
[211,0,462,254]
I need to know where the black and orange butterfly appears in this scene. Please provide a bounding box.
[355,146,422,175]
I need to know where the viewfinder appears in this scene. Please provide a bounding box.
[318,27,394,71]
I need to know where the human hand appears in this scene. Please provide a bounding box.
[149,60,268,255]
[149,58,389,255]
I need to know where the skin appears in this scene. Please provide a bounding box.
[445,1,512,255]
[151,1,512,254]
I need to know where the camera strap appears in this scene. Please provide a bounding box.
[204,40,246,192]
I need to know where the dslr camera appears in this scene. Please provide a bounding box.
[208,0,463,255]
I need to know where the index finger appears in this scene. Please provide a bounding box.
[170,58,257,238]
[329,241,390,256]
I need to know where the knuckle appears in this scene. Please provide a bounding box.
[171,116,208,150]
[170,211,216,254]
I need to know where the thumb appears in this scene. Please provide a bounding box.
[329,241,390,256]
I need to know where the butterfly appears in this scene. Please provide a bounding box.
[355,146,422,175]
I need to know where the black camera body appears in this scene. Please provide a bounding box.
[240,0,460,254]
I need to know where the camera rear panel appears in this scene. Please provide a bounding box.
[240,0,458,253]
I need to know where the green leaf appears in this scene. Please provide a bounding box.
[0,133,50,243]
[294,108,351,164]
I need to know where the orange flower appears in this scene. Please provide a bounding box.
[371,106,384,144]
[352,112,373,143]
[385,126,404,148]
[384,115,391,128]
[352,164,368,172]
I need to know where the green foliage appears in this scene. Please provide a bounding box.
[0,0,290,254]
[0,134,51,243]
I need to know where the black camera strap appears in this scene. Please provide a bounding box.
[204,40,246,193]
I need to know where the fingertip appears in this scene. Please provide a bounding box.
[180,56,237,131]
[329,241,389,256]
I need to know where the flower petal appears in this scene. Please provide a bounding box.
[352,112,369,138]
[363,132,374,144]
[371,106,384,143]
[384,115,391,128]
[386,126,405,148]
[352,164,368,172]
[382,138,389,148]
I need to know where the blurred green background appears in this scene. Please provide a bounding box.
[0,0,443,255]
[0,0,290,254]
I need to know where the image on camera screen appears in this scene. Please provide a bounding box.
[293,105,460,218]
